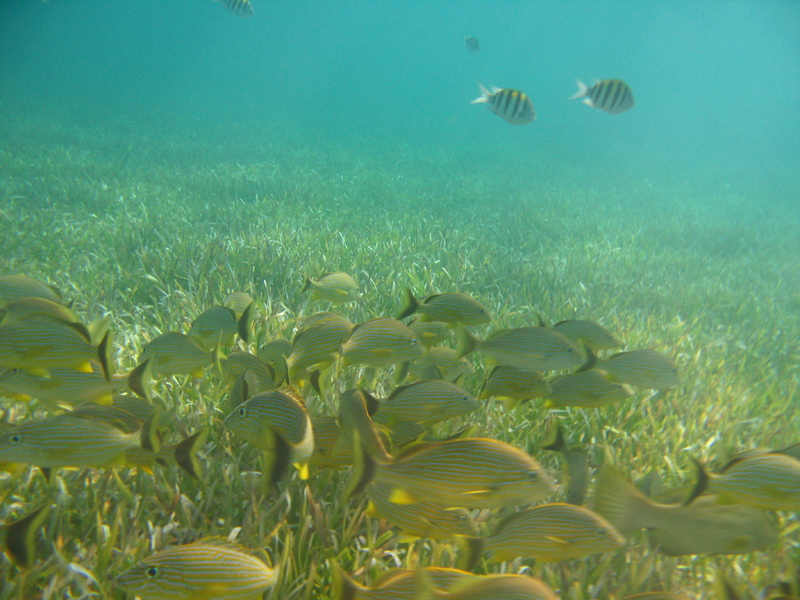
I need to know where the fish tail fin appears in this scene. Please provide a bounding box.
[97,330,113,381]
[685,457,710,506]
[345,437,378,500]
[139,408,162,454]
[456,535,484,571]
[541,422,565,452]
[396,288,419,320]
[471,82,491,104]
[128,358,153,402]
[594,465,652,533]
[263,433,293,490]
[174,429,208,479]
[309,369,322,396]
[4,504,52,569]
[455,327,476,358]
[237,302,253,344]
[87,314,113,345]
[569,79,589,100]
[300,275,313,295]
[330,560,362,600]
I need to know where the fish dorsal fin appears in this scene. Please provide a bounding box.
[278,385,306,409]
[358,389,381,416]
[392,440,437,461]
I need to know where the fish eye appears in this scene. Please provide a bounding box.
[9,434,21,444]
[146,566,159,578]
[238,407,246,417]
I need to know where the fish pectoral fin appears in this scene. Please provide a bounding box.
[389,488,419,504]
[365,501,379,517]
[76,362,93,374]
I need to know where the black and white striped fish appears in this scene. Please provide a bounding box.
[472,83,536,125]
[464,35,479,53]
[570,79,634,114]
[219,0,254,17]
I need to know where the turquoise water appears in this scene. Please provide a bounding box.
[1,1,799,598]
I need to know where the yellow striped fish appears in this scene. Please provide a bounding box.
[285,314,353,380]
[472,84,536,125]
[460,503,623,568]
[479,365,551,408]
[570,78,634,114]
[331,563,473,600]
[544,369,633,408]
[189,304,252,349]
[595,466,777,556]
[116,539,277,600]
[257,337,291,381]
[408,320,451,348]
[589,349,679,389]
[139,332,217,377]
[338,388,389,459]
[397,290,491,327]
[217,0,254,18]
[0,319,111,379]
[405,346,472,382]
[687,454,800,511]
[552,319,622,351]
[301,272,360,304]
[309,416,353,469]
[223,387,313,484]
[2,504,52,569]
[372,380,480,426]
[0,297,79,327]
[348,437,555,509]
[417,572,559,600]
[365,481,476,540]
[221,350,277,391]
[340,317,424,367]
[223,291,255,318]
[541,423,589,505]
[459,326,582,373]
[0,274,62,307]
[0,409,159,475]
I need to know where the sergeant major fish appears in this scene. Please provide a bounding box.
[472,83,535,125]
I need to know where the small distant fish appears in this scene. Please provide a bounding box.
[116,539,277,600]
[331,563,473,600]
[340,317,424,368]
[464,35,479,53]
[0,319,111,380]
[570,78,634,114]
[471,83,535,125]
[398,290,491,326]
[479,365,551,409]
[2,504,52,569]
[371,379,480,426]
[218,0,254,18]
[459,502,623,569]
[417,571,559,600]
[223,387,314,485]
[541,424,590,505]
[301,272,360,304]
[139,332,218,378]
[595,466,778,556]
[347,437,555,509]
[552,319,622,351]
[585,349,679,389]
[545,369,633,408]
[285,314,353,380]
[458,327,582,373]
[366,481,476,540]
[189,304,252,349]
[687,454,800,512]
[0,274,62,307]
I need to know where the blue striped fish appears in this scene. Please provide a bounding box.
[189,304,252,348]
[397,290,491,327]
[217,0,254,18]
[570,78,634,114]
[337,388,389,460]
[116,539,277,600]
[545,369,633,408]
[407,320,451,348]
[348,437,555,509]
[459,327,582,373]
[372,380,479,426]
[0,274,62,307]
[0,297,79,327]
[301,272,360,304]
[0,363,128,406]
[221,351,277,392]
[257,337,291,382]
[472,83,536,125]
[460,503,623,568]
[223,387,314,484]
[139,332,217,378]
[687,454,800,512]
[541,424,589,505]
[417,572,559,600]
[552,319,622,351]
[592,349,679,389]
[340,317,424,368]
[309,416,353,469]
[331,563,473,600]
[222,292,255,318]
[405,346,472,382]
[479,365,551,408]
[285,312,353,379]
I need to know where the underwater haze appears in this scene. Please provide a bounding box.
[1,1,800,599]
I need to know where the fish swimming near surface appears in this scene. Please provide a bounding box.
[301,272,360,304]
[116,539,277,600]
[686,453,800,512]
[347,436,555,509]
[398,290,491,327]
[472,83,536,125]
[459,502,624,569]
[459,326,582,373]
[0,274,63,307]
[340,317,424,368]
[223,387,314,485]
[217,0,254,18]
[594,466,778,556]
[464,35,479,53]
[570,78,634,114]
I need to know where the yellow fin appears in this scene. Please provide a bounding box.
[544,535,571,548]
[76,362,93,374]
[365,501,379,517]
[191,368,204,378]
[295,462,310,480]
[389,488,419,504]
